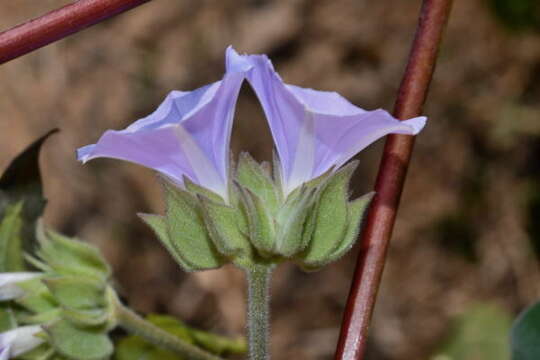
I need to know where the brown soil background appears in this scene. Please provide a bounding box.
[2,1,540,359]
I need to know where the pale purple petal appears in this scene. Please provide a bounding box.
[0,326,44,358]
[232,48,426,194]
[0,347,9,360]
[0,273,41,301]
[78,48,252,200]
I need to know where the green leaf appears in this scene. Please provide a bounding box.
[163,182,225,270]
[47,320,113,360]
[300,162,357,264]
[511,301,540,360]
[138,214,196,272]
[144,314,194,342]
[115,314,246,359]
[236,152,280,213]
[114,336,182,360]
[0,129,58,266]
[189,327,246,355]
[432,304,511,360]
[0,201,25,271]
[44,277,105,310]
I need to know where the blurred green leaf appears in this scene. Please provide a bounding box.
[489,0,540,31]
[0,202,25,271]
[115,335,182,360]
[47,319,113,360]
[0,303,17,332]
[432,304,511,360]
[115,314,246,359]
[511,301,540,360]
[0,129,58,269]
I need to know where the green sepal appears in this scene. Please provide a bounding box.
[274,186,317,257]
[15,278,57,314]
[162,181,225,270]
[198,195,251,260]
[61,308,109,328]
[299,192,374,270]
[183,176,224,204]
[17,308,62,325]
[271,151,283,197]
[328,192,374,260]
[0,201,25,271]
[138,214,198,272]
[236,152,281,213]
[36,223,110,281]
[46,320,113,360]
[236,186,275,256]
[299,162,357,265]
[43,277,105,310]
[14,344,61,360]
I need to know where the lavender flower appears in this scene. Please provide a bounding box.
[77,48,252,201]
[230,48,426,195]
[78,47,425,200]
[0,325,44,359]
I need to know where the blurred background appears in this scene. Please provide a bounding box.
[1,0,540,359]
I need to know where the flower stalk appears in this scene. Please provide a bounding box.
[111,294,223,360]
[334,0,454,359]
[246,265,272,360]
[0,0,152,65]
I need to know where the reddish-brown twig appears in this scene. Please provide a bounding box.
[0,0,152,65]
[334,1,453,359]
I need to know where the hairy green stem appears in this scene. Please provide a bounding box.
[246,265,272,360]
[112,295,223,360]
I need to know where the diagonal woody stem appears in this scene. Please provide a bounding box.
[0,0,152,65]
[334,1,454,359]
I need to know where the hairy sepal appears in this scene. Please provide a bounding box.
[274,186,317,257]
[236,152,281,213]
[138,214,199,272]
[161,181,226,271]
[297,162,359,267]
[299,191,374,271]
[198,194,253,266]
[236,185,276,257]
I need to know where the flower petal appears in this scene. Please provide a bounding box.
[77,48,251,200]
[235,49,426,194]
[0,347,9,360]
[0,273,41,301]
[0,325,44,358]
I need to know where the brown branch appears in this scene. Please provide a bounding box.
[0,0,153,65]
[334,0,453,359]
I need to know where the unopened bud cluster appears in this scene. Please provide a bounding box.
[2,224,116,360]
